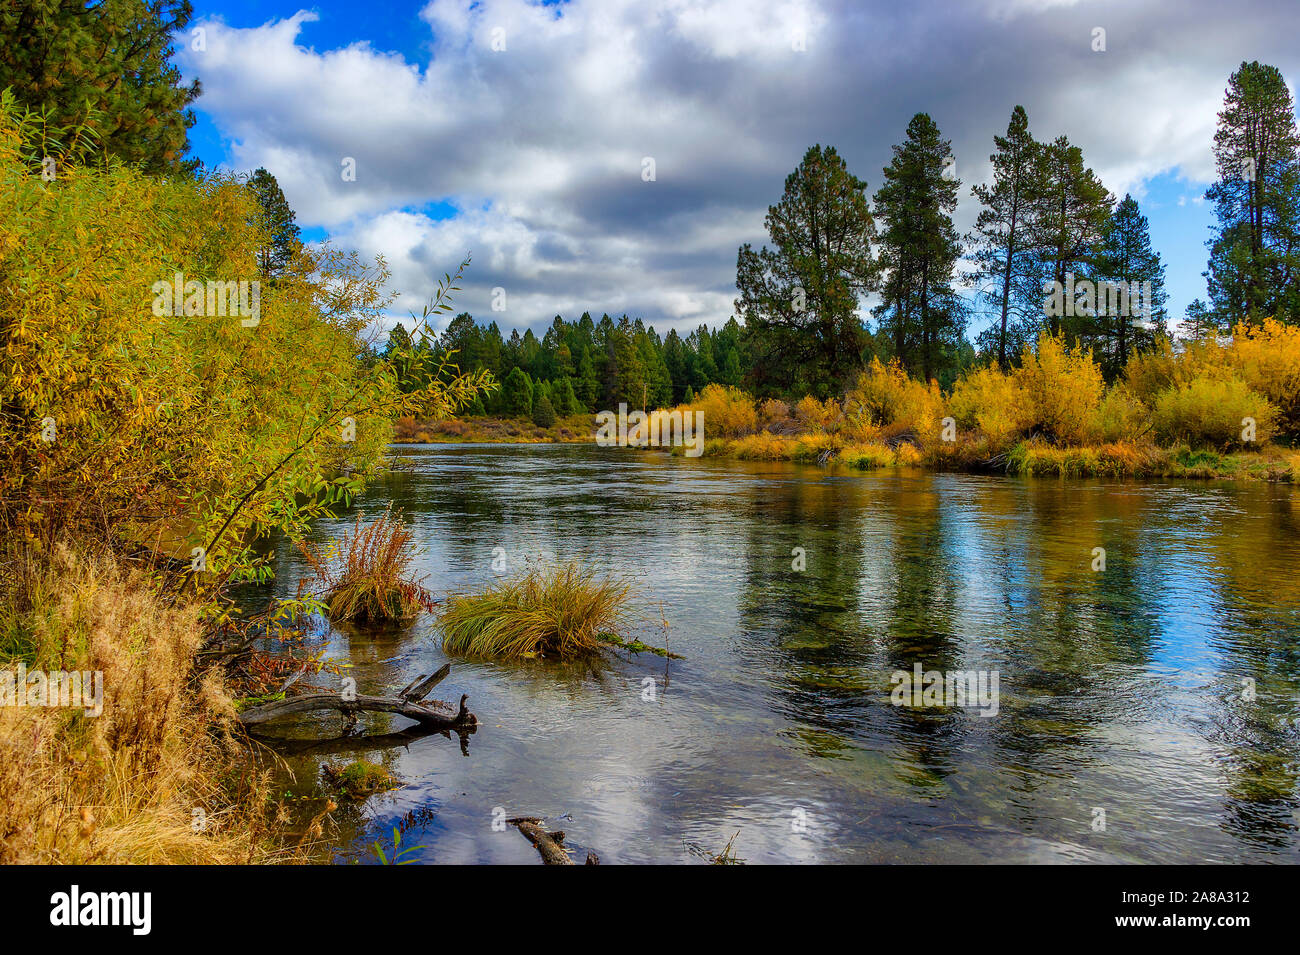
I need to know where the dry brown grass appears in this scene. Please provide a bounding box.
[0,547,282,864]
[297,507,436,623]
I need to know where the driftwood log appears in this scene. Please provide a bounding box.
[509,817,600,865]
[236,663,477,736]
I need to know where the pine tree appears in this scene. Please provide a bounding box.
[967,106,1043,370]
[1204,61,1300,326]
[248,168,302,279]
[0,0,202,173]
[735,144,877,397]
[1093,194,1167,377]
[532,395,556,428]
[502,367,533,418]
[1031,135,1114,339]
[872,113,966,382]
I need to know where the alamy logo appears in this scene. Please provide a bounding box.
[1043,272,1153,324]
[595,403,704,457]
[151,272,260,327]
[50,886,151,935]
[1,664,102,717]
[890,663,999,717]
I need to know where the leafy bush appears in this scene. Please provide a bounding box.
[732,433,794,460]
[689,384,758,438]
[843,357,944,442]
[791,432,843,462]
[840,442,896,469]
[1094,386,1150,443]
[793,395,840,431]
[1015,334,1105,444]
[1151,377,1278,449]
[1227,318,1300,436]
[948,364,1024,445]
[0,101,490,576]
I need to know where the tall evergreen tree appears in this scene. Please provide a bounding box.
[0,0,202,173]
[247,168,301,279]
[1093,194,1167,377]
[735,144,877,397]
[967,105,1043,370]
[1031,135,1113,338]
[872,113,966,382]
[1204,61,1300,325]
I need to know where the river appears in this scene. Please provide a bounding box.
[248,442,1300,863]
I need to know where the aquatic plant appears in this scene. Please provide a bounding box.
[439,561,633,660]
[325,760,399,799]
[297,507,437,623]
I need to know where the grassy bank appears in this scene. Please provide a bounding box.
[395,411,1300,481]
[394,414,595,445]
[667,431,1300,480]
[0,548,289,863]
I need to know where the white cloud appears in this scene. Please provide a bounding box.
[178,0,1300,337]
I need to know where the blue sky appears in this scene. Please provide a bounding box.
[178,1,1297,340]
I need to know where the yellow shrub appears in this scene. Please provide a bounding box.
[0,102,490,571]
[793,395,841,432]
[948,365,1024,444]
[732,433,795,460]
[1227,318,1300,436]
[791,432,843,462]
[757,398,792,431]
[1015,334,1104,444]
[840,442,896,469]
[1123,337,1180,406]
[1152,377,1278,449]
[1094,386,1149,443]
[690,384,758,439]
[844,358,945,442]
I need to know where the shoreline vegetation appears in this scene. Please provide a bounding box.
[395,323,1300,483]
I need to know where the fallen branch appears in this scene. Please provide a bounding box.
[508,817,600,865]
[236,666,476,735]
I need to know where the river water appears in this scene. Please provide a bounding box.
[249,442,1300,863]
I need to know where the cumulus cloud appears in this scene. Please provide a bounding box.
[178,0,1300,336]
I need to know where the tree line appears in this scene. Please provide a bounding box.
[403,61,1298,416]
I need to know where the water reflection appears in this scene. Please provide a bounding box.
[242,443,1300,863]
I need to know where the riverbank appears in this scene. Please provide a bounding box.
[393,415,1300,481]
[0,547,292,863]
[394,414,595,445]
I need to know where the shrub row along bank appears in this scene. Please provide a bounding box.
[643,326,1300,480]
[409,325,1300,480]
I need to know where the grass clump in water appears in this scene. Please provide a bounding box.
[439,561,636,660]
[297,506,436,623]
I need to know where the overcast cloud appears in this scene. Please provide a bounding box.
[179,0,1300,337]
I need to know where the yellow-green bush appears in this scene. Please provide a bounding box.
[948,364,1024,445]
[688,384,758,439]
[1094,386,1150,443]
[1227,318,1300,436]
[1151,377,1277,449]
[1015,334,1105,444]
[0,102,489,575]
[732,433,794,460]
[793,394,840,431]
[840,442,896,469]
[791,431,844,462]
[843,357,945,442]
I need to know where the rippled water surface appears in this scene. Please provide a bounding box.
[248,443,1300,863]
